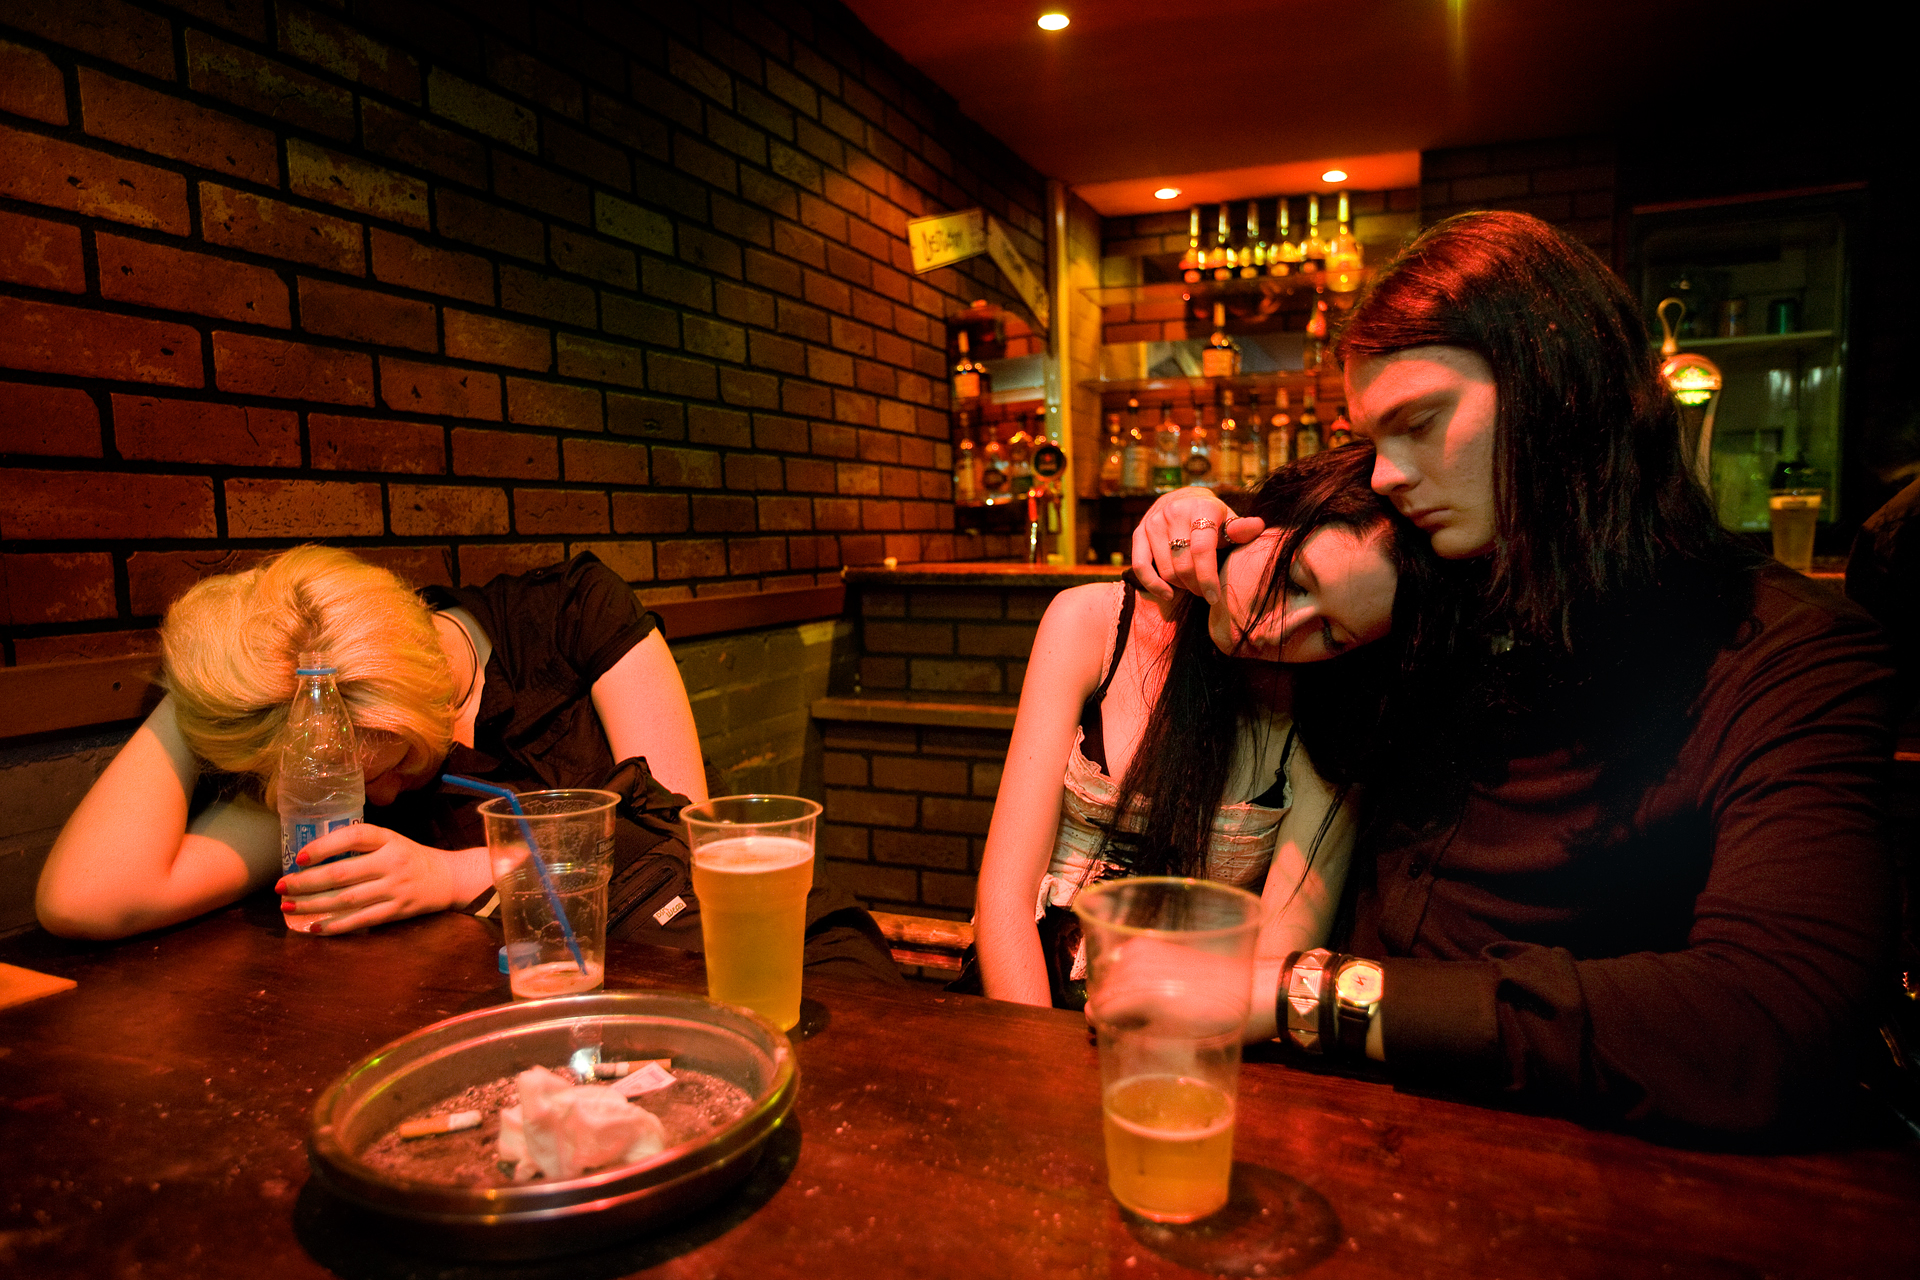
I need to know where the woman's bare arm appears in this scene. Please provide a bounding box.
[36,696,281,939]
[591,629,709,803]
[1242,737,1357,1042]
[974,585,1113,1007]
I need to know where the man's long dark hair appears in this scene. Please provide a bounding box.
[1104,446,1438,878]
[1334,211,1735,650]
[1334,212,1753,842]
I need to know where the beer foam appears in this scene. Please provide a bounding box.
[692,835,813,874]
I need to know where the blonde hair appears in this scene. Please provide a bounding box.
[161,546,458,793]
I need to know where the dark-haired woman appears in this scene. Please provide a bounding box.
[974,447,1430,1027]
[1135,211,1897,1137]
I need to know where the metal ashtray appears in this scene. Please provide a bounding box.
[308,991,797,1259]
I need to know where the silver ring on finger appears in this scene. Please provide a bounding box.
[1189,517,1218,532]
[1169,538,1191,552]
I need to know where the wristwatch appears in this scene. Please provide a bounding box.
[1283,948,1336,1054]
[1333,956,1384,1058]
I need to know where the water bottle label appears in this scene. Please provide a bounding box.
[283,814,362,872]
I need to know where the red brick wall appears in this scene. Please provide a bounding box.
[0,0,1047,666]
[1419,137,1618,264]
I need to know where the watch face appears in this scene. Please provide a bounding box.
[1336,962,1382,1005]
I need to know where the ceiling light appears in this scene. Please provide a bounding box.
[1153,187,1181,200]
[1037,13,1070,31]
[1321,169,1348,183]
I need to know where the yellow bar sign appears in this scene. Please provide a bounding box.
[908,208,986,273]
[986,215,1049,334]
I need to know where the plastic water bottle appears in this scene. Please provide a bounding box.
[278,653,363,929]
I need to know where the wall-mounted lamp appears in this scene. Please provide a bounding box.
[1038,13,1070,31]
[1321,169,1347,183]
[1153,188,1180,200]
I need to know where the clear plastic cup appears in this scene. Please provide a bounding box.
[681,795,820,1031]
[1076,877,1262,1223]
[478,790,618,999]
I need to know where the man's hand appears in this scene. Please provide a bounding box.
[1129,487,1265,606]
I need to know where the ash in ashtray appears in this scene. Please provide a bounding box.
[360,1063,754,1187]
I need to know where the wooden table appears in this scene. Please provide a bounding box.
[4,900,1918,1279]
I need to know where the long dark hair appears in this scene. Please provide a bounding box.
[1106,446,1437,877]
[1334,211,1735,649]
[1336,212,1753,842]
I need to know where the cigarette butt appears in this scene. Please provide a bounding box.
[398,1109,483,1139]
[593,1059,670,1078]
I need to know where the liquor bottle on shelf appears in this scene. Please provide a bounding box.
[1241,202,1263,278]
[1238,393,1266,490]
[1180,206,1203,283]
[1215,390,1241,490]
[1201,302,1240,378]
[1267,389,1294,471]
[1152,401,1183,493]
[1295,388,1323,458]
[1327,408,1353,449]
[953,409,981,504]
[1301,195,1327,272]
[1121,398,1151,494]
[1007,412,1034,497]
[1272,198,1301,276]
[980,419,1010,502]
[952,329,989,401]
[1326,191,1363,293]
[1183,405,1215,488]
[1212,204,1235,281]
[1099,413,1124,496]
[1305,296,1331,371]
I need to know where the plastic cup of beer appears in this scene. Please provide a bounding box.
[478,789,618,999]
[1769,488,1822,573]
[681,794,820,1031]
[1075,877,1261,1224]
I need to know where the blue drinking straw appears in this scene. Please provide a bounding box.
[442,774,587,976]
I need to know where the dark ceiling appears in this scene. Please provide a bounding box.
[840,0,1766,213]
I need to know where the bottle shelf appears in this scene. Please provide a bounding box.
[1083,270,1371,309]
[1669,329,1836,355]
[1079,371,1343,398]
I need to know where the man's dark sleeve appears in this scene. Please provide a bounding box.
[1377,592,1898,1132]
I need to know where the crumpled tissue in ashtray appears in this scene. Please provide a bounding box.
[497,1065,665,1181]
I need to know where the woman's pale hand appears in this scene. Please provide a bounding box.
[276,824,460,934]
[1129,487,1265,605]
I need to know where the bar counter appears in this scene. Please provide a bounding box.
[4,903,1917,1279]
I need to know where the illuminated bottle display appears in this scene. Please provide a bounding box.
[1238,393,1266,489]
[1099,413,1124,496]
[952,329,989,401]
[1240,202,1262,278]
[1327,408,1353,449]
[953,409,981,504]
[1212,204,1235,281]
[1272,198,1301,275]
[1007,413,1034,497]
[1214,390,1241,490]
[1183,406,1215,488]
[1327,191,1363,292]
[1301,195,1327,271]
[1121,398,1151,494]
[1152,402,1183,493]
[1295,388,1323,458]
[1180,206,1203,283]
[1266,389,1294,470]
[1201,302,1240,378]
[981,421,1010,500]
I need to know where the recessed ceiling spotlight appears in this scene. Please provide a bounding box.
[1153,187,1181,200]
[1321,169,1348,183]
[1038,13,1070,31]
